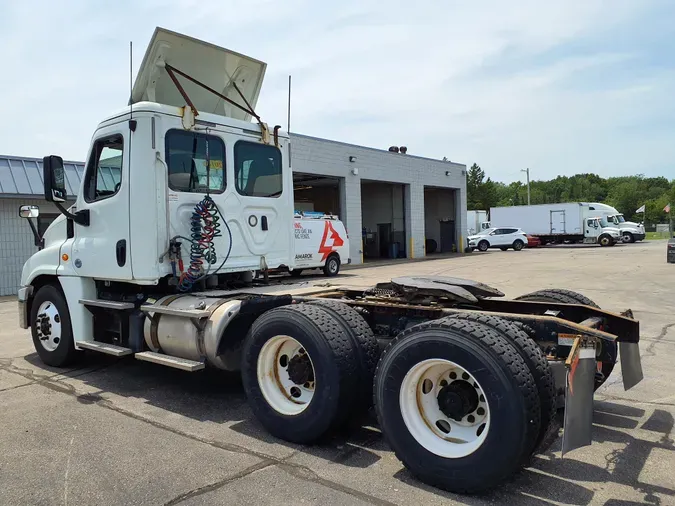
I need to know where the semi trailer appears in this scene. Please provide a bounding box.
[16,27,644,494]
[489,202,622,246]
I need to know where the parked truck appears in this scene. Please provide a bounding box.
[15,27,644,495]
[467,209,491,235]
[586,202,646,243]
[489,202,622,246]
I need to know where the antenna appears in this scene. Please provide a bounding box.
[129,41,133,119]
[287,75,292,133]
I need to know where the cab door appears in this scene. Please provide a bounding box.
[66,126,132,280]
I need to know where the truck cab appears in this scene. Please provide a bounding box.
[588,202,645,243]
[18,27,295,336]
[584,216,621,246]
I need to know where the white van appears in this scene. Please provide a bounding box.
[291,212,351,277]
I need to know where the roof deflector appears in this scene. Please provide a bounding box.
[131,27,267,123]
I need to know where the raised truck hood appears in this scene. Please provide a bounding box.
[131,27,267,121]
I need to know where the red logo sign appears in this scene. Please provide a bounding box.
[294,222,302,229]
[318,221,344,261]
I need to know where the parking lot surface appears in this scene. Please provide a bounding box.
[1,240,674,505]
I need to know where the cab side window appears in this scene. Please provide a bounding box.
[166,130,226,193]
[234,140,282,198]
[83,135,124,203]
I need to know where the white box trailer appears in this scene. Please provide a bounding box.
[489,203,621,246]
[467,210,490,235]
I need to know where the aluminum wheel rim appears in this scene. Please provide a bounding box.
[257,335,316,416]
[400,358,490,458]
[35,301,62,352]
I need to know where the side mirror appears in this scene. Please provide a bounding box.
[19,205,40,219]
[43,155,67,203]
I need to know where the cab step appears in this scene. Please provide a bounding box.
[134,351,205,371]
[79,299,135,310]
[139,305,210,318]
[77,341,133,357]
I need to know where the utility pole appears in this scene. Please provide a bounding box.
[521,167,531,205]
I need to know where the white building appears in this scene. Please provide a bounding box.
[0,139,466,295]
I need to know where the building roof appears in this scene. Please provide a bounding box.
[0,155,84,198]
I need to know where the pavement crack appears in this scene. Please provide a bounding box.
[0,381,36,393]
[277,461,398,506]
[644,323,675,358]
[163,459,275,505]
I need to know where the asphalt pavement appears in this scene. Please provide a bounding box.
[1,239,674,505]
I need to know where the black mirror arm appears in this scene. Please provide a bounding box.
[26,218,44,249]
[55,202,90,226]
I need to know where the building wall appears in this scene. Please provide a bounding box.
[424,188,456,251]
[289,134,467,263]
[0,198,60,296]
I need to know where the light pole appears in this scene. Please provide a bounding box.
[521,167,531,205]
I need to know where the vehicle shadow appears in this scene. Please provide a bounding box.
[24,352,675,504]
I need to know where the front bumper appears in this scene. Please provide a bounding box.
[634,233,646,241]
[17,286,33,329]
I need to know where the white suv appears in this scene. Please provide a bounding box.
[468,227,528,252]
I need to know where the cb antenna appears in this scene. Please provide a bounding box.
[287,75,292,133]
[129,41,133,119]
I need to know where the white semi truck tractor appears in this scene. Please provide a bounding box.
[16,27,644,495]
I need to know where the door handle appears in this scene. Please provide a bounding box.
[261,216,268,231]
[116,240,127,267]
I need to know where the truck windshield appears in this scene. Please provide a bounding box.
[616,214,626,223]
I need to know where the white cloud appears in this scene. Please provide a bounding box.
[0,0,672,181]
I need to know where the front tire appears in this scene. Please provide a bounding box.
[477,240,489,252]
[622,232,634,243]
[374,318,541,494]
[241,303,358,443]
[30,284,80,367]
[599,235,612,247]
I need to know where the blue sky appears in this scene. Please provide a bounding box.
[0,0,673,182]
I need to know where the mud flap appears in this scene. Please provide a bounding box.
[561,343,596,456]
[619,342,643,390]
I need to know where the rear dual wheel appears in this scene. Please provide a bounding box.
[515,288,617,390]
[241,301,378,443]
[374,317,541,494]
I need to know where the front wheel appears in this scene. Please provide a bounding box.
[477,240,489,252]
[598,235,612,247]
[30,284,80,367]
[513,240,524,251]
[374,318,540,494]
[622,232,634,243]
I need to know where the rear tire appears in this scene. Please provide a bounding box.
[323,254,341,277]
[374,317,541,494]
[30,284,80,367]
[499,247,508,251]
[289,269,303,277]
[241,303,359,443]
[304,299,380,410]
[515,288,617,390]
[444,313,555,458]
[513,240,524,251]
